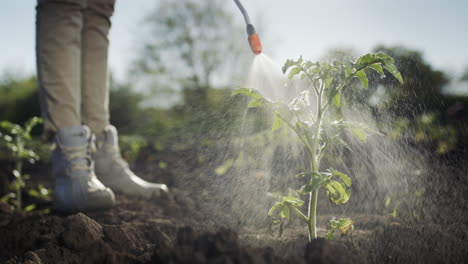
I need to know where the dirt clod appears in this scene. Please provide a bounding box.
[152,227,291,264]
[62,213,103,250]
[304,238,360,264]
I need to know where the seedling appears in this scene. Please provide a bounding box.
[326,217,354,240]
[233,53,403,240]
[0,117,43,211]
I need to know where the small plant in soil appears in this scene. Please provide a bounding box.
[326,217,354,240]
[233,53,403,240]
[0,117,44,211]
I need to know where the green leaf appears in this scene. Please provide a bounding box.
[1,193,15,202]
[355,53,403,84]
[350,127,368,142]
[282,196,304,206]
[24,204,36,212]
[268,203,290,224]
[327,217,354,240]
[288,67,302,80]
[385,196,391,207]
[0,121,23,135]
[12,170,21,178]
[41,208,51,214]
[326,229,335,240]
[288,90,311,113]
[24,117,42,134]
[355,54,373,68]
[335,138,351,151]
[214,159,234,176]
[19,150,35,159]
[38,185,51,196]
[336,218,354,235]
[268,203,283,217]
[272,114,284,131]
[391,202,400,218]
[231,88,263,99]
[356,53,393,69]
[279,206,290,220]
[2,135,12,142]
[383,63,404,84]
[304,61,314,69]
[296,57,304,67]
[268,194,304,224]
[282,57,304,74]
[344,65,354,78]
[158,161,168,169]
[370,63,385,76]
[247,98,264,108]
[28,189,41,198]
[413,187,425,198]
[300,172,331,194]
[324,180,350,204]
[330,169,351,187]
[299,180,316,194]
[272,101,292,115]
[282,59,295,74]
[357,53,403,83]
[355,70,368,89]
[295,172,314,178]
[324,76,333,89]
[331,121,383,137]
[333,91,341,108]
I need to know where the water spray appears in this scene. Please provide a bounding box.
[233,0,262,55]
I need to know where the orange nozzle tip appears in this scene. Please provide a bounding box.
[248,34,262,55]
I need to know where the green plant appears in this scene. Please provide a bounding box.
[326,217,354,240]
[233,53,403,240]
[118,135,148,165]
[0,117,43,211]
[385,186,426,221]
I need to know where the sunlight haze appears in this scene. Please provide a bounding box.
[1,0,467,80]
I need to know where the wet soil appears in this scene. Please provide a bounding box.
[0,152,467,264]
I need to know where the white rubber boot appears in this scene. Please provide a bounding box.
[53,125,115,212]
[94,125,168,198]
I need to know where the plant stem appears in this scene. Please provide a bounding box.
[308,189,319,240]
[307,83,325,241]
[15,137,24,211]
[15,160,23,211]
[291,205,309,223]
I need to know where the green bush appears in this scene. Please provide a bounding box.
[0,73,41,128]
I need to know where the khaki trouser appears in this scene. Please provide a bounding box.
[36,0,115,138]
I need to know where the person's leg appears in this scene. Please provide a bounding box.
[81,0,115,135]
[81,0,169,198]
[36,0,83,139]
[94,125,169,198]
[36,0,115,211]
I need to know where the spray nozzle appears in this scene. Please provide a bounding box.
[247,24,262,55]
[234,0,263,55]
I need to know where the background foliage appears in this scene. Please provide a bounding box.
[0,0,467,220]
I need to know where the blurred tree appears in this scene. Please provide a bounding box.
[320,46,465,155]
[108,77,147,134]
[320,46,358,63]
[371,45,449,117]
[328,46,450,120]
[0,72,41,126]
[108,77,186,143]
[131,0,249,109]
[461,66,468,82]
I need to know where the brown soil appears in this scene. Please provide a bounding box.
[0,152,467,264]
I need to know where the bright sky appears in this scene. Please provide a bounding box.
[1,0,468,81]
